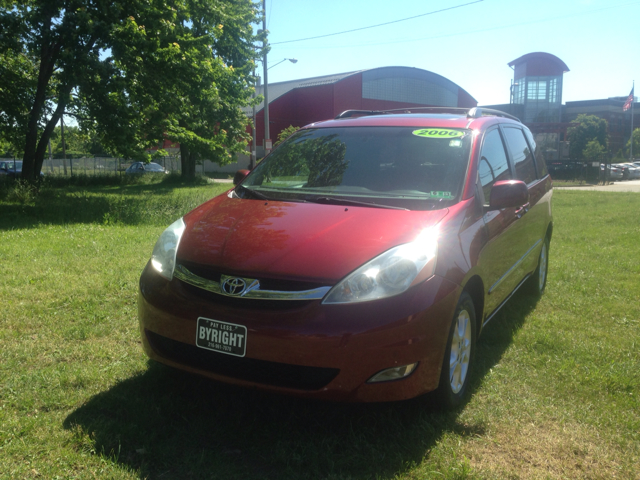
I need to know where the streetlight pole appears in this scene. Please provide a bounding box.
[262,0,270,155]
[260,1,297,158]
[268,58,298,70]
[250,70,259,170]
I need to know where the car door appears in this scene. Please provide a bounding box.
[476,127,526,318]
[501,126,550,282]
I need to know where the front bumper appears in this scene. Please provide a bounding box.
[138,262,461,402]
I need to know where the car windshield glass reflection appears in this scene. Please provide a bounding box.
[243,127,471,209]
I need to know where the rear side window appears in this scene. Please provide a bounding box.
[478,128,511,203]
[502,127,537,185]
[523,128,549,178]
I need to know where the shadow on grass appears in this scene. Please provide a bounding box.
[472,289,539,390]
[0,195,114,229]
[63,290,538,479]
[0,180,228,230]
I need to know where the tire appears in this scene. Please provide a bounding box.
[527,235,550,296]
[435,291,476,409]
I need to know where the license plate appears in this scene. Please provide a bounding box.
[196,317,247,357]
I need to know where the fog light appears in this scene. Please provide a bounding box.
[366,363,418,383]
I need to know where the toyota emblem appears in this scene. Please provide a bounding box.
[221,276,247,296]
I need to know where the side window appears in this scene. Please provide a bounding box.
[502,127,537,185]
[478,128,511,203]
[523,128,549,178]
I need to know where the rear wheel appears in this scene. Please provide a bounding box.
[435,291,476,409]
[527,236,550,296]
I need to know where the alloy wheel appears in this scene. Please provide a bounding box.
[449,308,472,394]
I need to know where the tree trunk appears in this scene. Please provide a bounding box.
[21,13,60,182]
[180,144,196,179]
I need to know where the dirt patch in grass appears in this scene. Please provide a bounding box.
[463,420,627,479]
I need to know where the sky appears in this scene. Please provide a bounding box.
[259,0,640,105]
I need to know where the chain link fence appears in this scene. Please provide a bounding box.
[43,156,183,175]
[547,154,636,183]
[1,155,250,177]
[2,156,185,176]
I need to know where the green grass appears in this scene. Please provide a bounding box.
[0,184,638,479]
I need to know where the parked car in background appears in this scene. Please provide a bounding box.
[0,160,22,177]
[619,163,640,179]
[613,164,631,180]
[125,162,168,175]
[138,107,553,408]
[608,164,624,180]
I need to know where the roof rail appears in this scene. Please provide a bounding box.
[467,107,520,122]
[383,106,470,115]
[334,106,521,122]
[335,110,386,119]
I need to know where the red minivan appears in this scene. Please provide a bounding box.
[138,107,553,407]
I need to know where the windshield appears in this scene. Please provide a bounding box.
[242,127,471,210]
[2,161,22,170]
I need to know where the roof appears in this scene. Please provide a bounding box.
[248,71,362,113]
[245,66,477,114]
[508,52,569,77]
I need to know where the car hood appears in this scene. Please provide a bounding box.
[177,192,449,283]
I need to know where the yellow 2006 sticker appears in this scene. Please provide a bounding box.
[412,129,464,138]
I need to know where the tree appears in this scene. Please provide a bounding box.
[48,125,101,158]
[0,136,19,158]
[583,139,605,164]
[626,127,640,159]
[274,125,299,147]
[566,114,608,160]
[0,1,261,181]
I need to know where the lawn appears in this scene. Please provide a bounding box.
[0,178,638,479]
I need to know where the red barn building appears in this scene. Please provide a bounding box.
[250,66,478,158]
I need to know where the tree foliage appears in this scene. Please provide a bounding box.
[566,114,608,161]
[273,125,299,147]
[583,139,606,163]
[0,0,262,181]
[627,127,640,159]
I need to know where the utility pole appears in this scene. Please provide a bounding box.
[60,117,68,175]
[262,0,270,156]
[251,72,260,170]
[48,139,53,173]
[630,81,635,162]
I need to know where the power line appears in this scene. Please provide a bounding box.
[282,0,640,51]
[270,0,484,45]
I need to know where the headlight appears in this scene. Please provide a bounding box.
[322,227,438,304]
[150,217,186,280]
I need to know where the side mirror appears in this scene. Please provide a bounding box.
[489,180,529,210]
[233,169,250,186]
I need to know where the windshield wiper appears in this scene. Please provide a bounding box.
[236,185,310,204]
[236,185,272,201]
[307,196,408,210]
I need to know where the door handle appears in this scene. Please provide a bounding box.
[515,202,530,218]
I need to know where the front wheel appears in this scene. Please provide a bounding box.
[435,291,476,409]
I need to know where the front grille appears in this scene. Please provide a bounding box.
[146,330,339,391]
[180,282,315,310]
[178,261,328,292]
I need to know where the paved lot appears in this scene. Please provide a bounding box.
[555,179,640,192]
